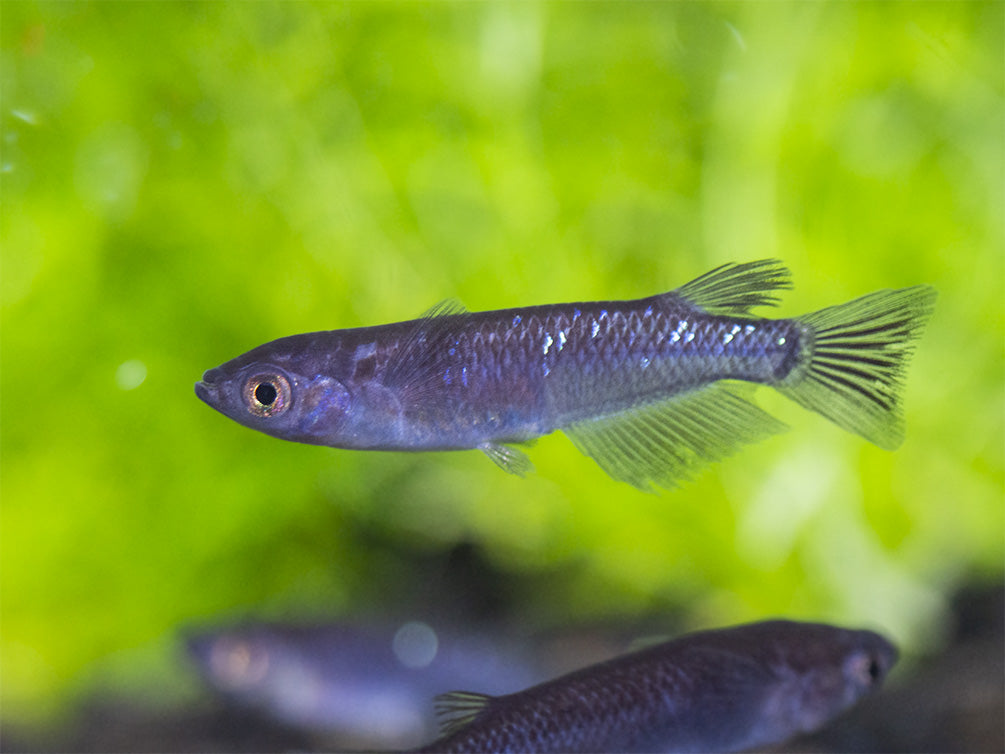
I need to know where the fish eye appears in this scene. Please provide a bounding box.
[243,372,292,417]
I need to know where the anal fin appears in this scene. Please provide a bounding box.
[564,383,786,491]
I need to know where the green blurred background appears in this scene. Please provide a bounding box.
[2,0,1002,743]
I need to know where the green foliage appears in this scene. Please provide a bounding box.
[2,0,1002,725]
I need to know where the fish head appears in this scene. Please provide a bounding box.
[185,625,279,696]
[760,622,897,736]
[195,350,353,446]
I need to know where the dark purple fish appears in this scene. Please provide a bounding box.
[414,620,898,754]
[195,261,935,489]
[184,620,541,749]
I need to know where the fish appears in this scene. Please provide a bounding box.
[414,619,898,754]
[195,260,935,489]
[184,620,542,749]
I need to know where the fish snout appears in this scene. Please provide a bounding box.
[194,381,216,406]
[200,366,225,384]
[195,370,223,406]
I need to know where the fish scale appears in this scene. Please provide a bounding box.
[533,306,790,424]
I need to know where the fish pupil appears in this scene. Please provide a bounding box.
[255,382,278,407]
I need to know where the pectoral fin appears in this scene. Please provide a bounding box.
[481,442,534,476]
[434,690,496,736]
[382,299,469,401]
[564,383,786,491]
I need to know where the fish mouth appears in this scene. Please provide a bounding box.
[195,368,223,405]
[201,366,224,384]
[194,380,216,405]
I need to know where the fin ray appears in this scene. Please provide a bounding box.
[434,690,495,736]
[670,259,792,315]
[777,286,936,450]
[481,443,534,476]
[564,383,787,491]
[383,299,469,396]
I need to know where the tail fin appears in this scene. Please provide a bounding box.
[776,286,936,450]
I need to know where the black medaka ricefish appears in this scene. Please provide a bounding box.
[414,619,898,754]
[185,619,543,748]
[195,260,935,489]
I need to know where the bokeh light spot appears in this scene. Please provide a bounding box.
[115,360,147,390]
[392,621,438,669]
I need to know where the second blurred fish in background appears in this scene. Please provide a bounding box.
[185,619,546,749]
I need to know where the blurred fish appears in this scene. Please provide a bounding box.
[415,620,898,754]
[196,261,935,489]
[184,620,541,749]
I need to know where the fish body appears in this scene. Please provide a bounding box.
[415,620,898,754]
[196,261,935,488]
[184,620,541,748]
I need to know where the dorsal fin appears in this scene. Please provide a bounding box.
[382,299,469,397]
[434,690,496,736]
[668,259,792,315]
[417,299,470,322]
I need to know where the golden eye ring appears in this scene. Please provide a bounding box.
[243,373,292,417]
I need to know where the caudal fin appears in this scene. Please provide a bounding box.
[776,286,936,450]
